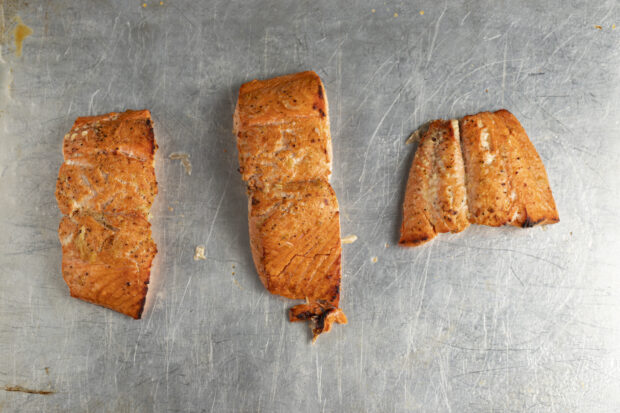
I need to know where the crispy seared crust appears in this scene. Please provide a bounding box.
[56,110,157,319]
[235,71,345,339]
[234,71,328,129]
[399,120,469,246]
[400,109,559,247]
[64,110,156,162]
[460,110,559,227]
[55,152,157,216]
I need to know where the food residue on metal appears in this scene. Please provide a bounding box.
[169,152,192,175]
[385,242,389,248]
[2,385,54,395]
[168,206,174,212]
[595,25,602,30]
[371,256,378,263]
[393,12,398,17]
[341,234,358,244]
[13,16,33,57]
[193,245,206,261]
[613,24,616,30]
[419,10,425,15]
[371,9,375,13]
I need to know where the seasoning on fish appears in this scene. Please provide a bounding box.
[234,71,346,341]
[55,110,157,318]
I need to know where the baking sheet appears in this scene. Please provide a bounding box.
[1,0,620,411]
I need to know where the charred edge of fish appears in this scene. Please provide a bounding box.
[522,216,544,228]
[135,284,150,319]
[317,84,323,99]
[294,311,314,320]
[313,310,329,335]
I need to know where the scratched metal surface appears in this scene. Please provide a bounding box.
[1,0,619,411]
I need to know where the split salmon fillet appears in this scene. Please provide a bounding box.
[400,110,558,246]
[460,110,559,227]
[399,120,469,246]
[234,71,346,340]
[55,110,157,318]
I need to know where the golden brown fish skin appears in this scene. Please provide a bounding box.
[460,110,559,227]
[235,71,345,339]
[399,119,469,246]
[56,109,157,319]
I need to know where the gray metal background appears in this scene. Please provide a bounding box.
[1,0,619,411]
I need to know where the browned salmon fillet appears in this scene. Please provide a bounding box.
[460,110,559,227]
[248,180,342,304]
[58,212,156,319]
[234,71,345,340]
[400,109,559,247]
[399,120,469,246]
[56,110,157,319]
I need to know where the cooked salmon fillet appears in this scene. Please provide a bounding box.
[460,110,559,227]
[248,180,342,303]
[234,71,345,340]
[399,120,469,246]
[58,212,156,318]
[400,110,558,246]
[56,110,157,319]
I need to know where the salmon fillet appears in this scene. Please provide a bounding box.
[248,180,341,304]
[400,110,558,246]
[234,71,345,340]
[460,110,559,227]
[399,120,469,246]
[55,110,157,319]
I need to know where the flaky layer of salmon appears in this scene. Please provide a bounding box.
[235,71,345,340]
[460,110,559,227]
[289,301,347,342]
[56,110,157,319]
[400,120,469,246]
[400,110,559,247]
